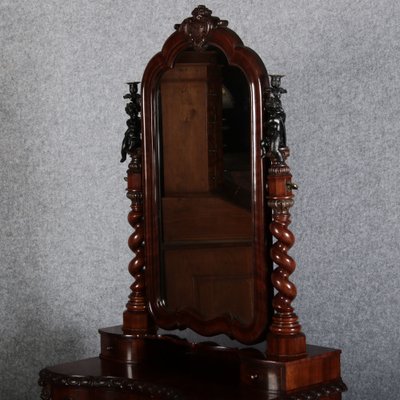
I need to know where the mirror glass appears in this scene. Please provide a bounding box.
[158,49,253,324]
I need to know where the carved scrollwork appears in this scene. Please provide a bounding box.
[284,379,348,400]
[38,369,183,400]
[175,5,228,49]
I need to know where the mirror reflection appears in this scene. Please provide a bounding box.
[158,49,253,323]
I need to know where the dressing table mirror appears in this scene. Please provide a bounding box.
[39,6,346,400]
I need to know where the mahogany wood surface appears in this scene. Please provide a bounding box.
[164,245,253,323]
[162,196,252,241]
[160,61,221,194]
[38,6,346,399]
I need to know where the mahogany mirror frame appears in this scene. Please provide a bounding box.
[140,15,272,344]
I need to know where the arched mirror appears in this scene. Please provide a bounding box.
[159,50,252,324]
[142,6,271,343]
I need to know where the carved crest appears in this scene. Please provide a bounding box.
[175,5,228,49]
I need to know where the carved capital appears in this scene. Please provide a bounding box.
[126,190,143,204]
[268,164,291,176]
[175,5,228,49]
[268,198,294,214]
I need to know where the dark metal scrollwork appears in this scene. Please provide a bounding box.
[120,82,142,163]
[261,74,287,163]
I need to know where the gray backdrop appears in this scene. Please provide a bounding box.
[1,0,399,399]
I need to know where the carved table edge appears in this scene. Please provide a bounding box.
[38,368,183,400]
[38,369,347,400]
[281,379,348,400]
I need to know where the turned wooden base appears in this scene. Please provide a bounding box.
[266,332,307,360]
[122,308,154,335]
[99,326,149,364]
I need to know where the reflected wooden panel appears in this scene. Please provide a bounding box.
[159,50,252,323]
[160,54,222,194]
[162,197,252,241]
[164,246,253,324]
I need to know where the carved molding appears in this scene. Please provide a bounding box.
[175,5,228,49]
[267,147,290,176]
[39,367,346,400]
[126,190,143,203]
[38,369,183,400]
[268,198,294,214]
[284,379,348,400]
[268,164,291,176]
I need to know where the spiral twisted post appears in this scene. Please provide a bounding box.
[120,82,152,334]
[262,76,306,359]
[270,199,296,316]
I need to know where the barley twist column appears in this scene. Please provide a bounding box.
[120,82,152,334]
[262,75,306,359]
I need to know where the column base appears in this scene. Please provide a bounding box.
[267,332,307,360]
[240,344,345,395]
[99,325,152,364]
[122,308,154,333]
